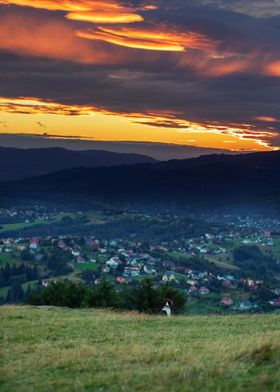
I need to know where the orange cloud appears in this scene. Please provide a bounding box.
[0,0,89,11]
[0,0,144,24]
[265,60,280,77]
[0,12,129,63]
[206,60,250,76]
[77,26,216,52]
[255,116,279,123]
[66,11,143,24]
[176,50,255,76]
[0,97,96,115]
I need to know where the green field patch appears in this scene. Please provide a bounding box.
[207,256,239,271]
[0,220,47,233]
[22,280,39,291]
[0,212,76,233]
[75,262,99,271]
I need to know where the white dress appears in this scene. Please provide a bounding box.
[162,302,171,316]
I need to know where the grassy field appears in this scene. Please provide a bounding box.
[1,307,280,392]
[75,263,99,271]
[0,212,75,233]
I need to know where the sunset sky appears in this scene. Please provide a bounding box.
[1,0,280,151]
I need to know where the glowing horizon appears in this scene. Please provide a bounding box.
[0,97,276,152]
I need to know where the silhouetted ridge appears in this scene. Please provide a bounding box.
[0,146,157,181]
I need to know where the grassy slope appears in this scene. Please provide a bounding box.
[1,307,280,392]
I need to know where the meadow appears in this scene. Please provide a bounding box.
[1,306,280,392]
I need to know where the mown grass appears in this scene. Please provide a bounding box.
[75,263,99,271]
[1,306,280,392]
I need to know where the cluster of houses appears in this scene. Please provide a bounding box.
[1,227,280,311]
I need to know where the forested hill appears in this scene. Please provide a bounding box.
[0,146,157,181]
[1,150,280,213]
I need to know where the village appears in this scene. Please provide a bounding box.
[1,209,280,313]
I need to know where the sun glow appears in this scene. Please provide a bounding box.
[0,97,275,152]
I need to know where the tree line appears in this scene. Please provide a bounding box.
[0,263,38,288]
[26,278,186,314]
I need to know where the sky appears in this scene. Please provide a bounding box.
[1,0,280,152]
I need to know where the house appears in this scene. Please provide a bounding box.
[130,258,139,266]
[119,250,133,258]
[269,298,280,307]
[191,271,203,280]
[88,239,99,249]
[225,275,235,281]
[244,278,255,287]
[162,271,176,282]
[199,287,210,295]
[124,266,140,277]
[116,276,127,284]
[189,285,198,293]
[41,280,49,287]
[239,300,253,311]
[3,238,13,246]
[76,256,85,264]
[106,257,121,268]
[223,280,235,290]
[58,241,66,249]
[71,250,80,257]
[29,239,39,250]
[144,265,156,274]
[187,279,197,286]
[220,297,233,306]
[102,265,110,273]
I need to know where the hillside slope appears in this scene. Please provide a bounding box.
[2,150,280,213]
[0,146,156,181]
[1,306,280,392]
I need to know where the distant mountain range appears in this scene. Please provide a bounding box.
[1,150,280,214]
[0,146,157,181]
[0,134,239,160]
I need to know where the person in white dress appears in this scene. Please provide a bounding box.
[161,298,173,317]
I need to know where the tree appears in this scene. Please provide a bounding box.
[131,278,161,313]
[6,279,24,303]
[258,285,274,301]
[158,285,186,314]
[86,278,121,308]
